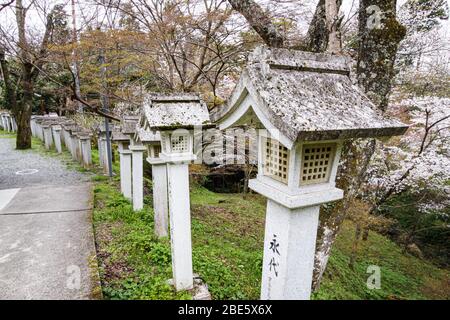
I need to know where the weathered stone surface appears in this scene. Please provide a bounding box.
[121,115,140,135]
[111,130,129,142]
[134,126,160,143]
[141,93,212,130]
[212,46,408,142]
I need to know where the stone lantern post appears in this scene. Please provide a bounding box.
[36,117,45,141]
[5,113,12,132]
[140,93,213,292]
[80,133,93,168]
[52,124,63,153]
[112,130,133,201]
[212,46,408,300]
[42,122,54,150]
[118,116,143,210]
[30,116,37,137]
[11,116,17,132]
[134,127,167,238]
[96,124,115,175]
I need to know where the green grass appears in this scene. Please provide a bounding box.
[92,177,449,300]
[0,129,16,138]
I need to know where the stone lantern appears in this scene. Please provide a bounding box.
[212,46,408,300]
[120,115,145,211]
[134,127,167,238]
[42,121,55,150]
[112,128,133,201]
[140,93,213,291]
[96,123,116,174]
[79,132,93,168]
[51,124,63,153]
[11,115,17,132]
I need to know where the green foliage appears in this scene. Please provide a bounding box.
[380,189,449,267]
[90,178,449,300]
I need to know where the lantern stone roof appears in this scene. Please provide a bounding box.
[140,93,213,130]
[135,127,161,143]
[212,46,408,146]
[111,130,129,142]
[121,115,140,135]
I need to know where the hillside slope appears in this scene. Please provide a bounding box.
[92,177,449,300]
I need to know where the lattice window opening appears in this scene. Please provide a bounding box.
[300,144,336,185]
[171,134,190,153]
[149,144,162,158]
[154,144,162,157]
[262,137,290,184]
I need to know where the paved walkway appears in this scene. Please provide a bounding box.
[0,137,100,299]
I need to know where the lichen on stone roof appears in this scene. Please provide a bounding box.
[111,130,129,142]
[135,126,161,143]
[212,46,408,142]
[121,115,140,135]
[141,93,212,130]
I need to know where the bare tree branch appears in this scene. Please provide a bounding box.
[0,0,14,12]
[228,0,285,47]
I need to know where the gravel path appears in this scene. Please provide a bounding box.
[0,137,90,190]
[0,136,100,300]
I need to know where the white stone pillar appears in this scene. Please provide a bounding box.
[100,137,113,174]
[6,115,11,132]
[130,145,145,211]
[150,161,169,238]
[167,161,194,291]
[37,123,44,141]
[12,117,17,132]
[76,136,83,162]
[80,136,92,168]
[43,125,53,150]
[30,118,36,137]
[52,126,62,153]
[64,130,72,154]
[98,136,104,167]
[1,115,6,131]
[70,134,79,160]
[260,200,320,300]
[118,143,132,200]
[60,127,66,146]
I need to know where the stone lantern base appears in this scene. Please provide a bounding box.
[167,274,211,300]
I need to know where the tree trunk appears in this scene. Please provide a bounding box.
[324,0,342,54]
[312,0,406,292]
[356,0,406,111]
[16,62,34,149]
[11,0,55,149]
[304,0,343,53]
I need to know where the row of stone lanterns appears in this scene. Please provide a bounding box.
[0,111,17,132]
[25,46,405,299]
[110,46,408,300]
[30,114,94,169]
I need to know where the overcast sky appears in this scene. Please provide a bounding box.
[0,0,448,46]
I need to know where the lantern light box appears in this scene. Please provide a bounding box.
[140,93,214,292]
[212,46,408,300]
[141,93,212,161]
